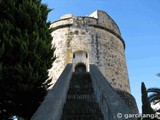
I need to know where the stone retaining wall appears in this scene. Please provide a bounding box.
[116,89,139,114]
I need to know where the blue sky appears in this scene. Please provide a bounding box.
[42,0,160,112]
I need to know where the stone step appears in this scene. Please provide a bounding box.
[61,114,103,120]
[60,72,103,120]
[62,102,102,114]
[66,94,96,101]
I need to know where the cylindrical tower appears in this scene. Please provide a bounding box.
[49,10,138,113]
[49,10,130,93]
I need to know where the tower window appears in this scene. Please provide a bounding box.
[86,53,88,58]
[73,54,75,58]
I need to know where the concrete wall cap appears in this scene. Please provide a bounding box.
[60,14,73,19]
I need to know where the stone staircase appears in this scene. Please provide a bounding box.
[31,64,137,120]
[61,72,103,120]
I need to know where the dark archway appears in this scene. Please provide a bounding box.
[75,63,86,73]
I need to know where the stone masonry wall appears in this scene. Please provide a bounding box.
[49,10,130,93]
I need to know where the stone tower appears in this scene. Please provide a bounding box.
[32,10,138,120]
[49,10,130,93]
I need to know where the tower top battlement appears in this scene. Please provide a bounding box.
[59,10,121,35]
[89,10,121,35]
[51,10,124,47]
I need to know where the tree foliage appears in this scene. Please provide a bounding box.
[141,82,157,120]
[141,82,154,113]
[0,0,54,119]
[146,74,160,114]
[147,88,160,114]
[147,88,160,105]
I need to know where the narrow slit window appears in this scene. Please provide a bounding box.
[73,54,75,58]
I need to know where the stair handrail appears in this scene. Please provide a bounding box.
[31,64,72,120]
[90,64,136,120]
